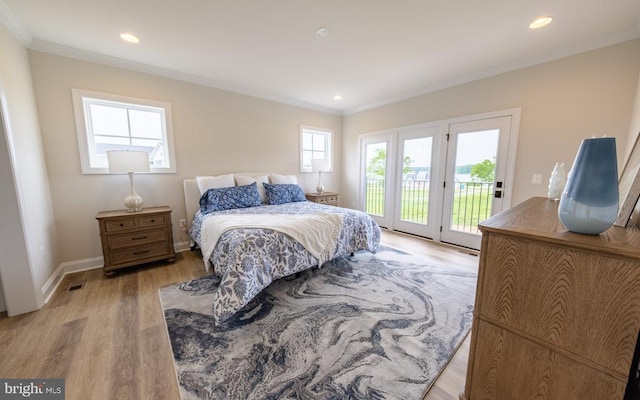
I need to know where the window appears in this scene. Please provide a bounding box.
[72,89,176,174]
[300,125,332,172]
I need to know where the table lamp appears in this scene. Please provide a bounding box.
[107,150,150,212]
[311,158,331,194]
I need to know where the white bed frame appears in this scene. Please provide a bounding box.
[183,172,278,231]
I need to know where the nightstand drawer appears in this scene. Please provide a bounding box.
[305,192,339,206]
[108,229,168,249]
[317,195,338,204]
[110,242,170,265]
[139,214,167,228]
[105,219,136,232]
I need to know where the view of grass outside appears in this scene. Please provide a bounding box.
[365,179,385,216]
[364,143,496,233]
[450,182,493,233]
[366,179,493,232]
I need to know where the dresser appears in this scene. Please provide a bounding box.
[462,197,640,400]
[305,192,339,206]
[96,206,176,275]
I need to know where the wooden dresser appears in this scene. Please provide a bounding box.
[462,197,640,400]
[305,192,339,206]
[96,206,176,275]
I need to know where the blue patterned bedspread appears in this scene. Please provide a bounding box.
[190,201,381,323]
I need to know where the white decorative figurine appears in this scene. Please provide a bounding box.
[548,162,566,201]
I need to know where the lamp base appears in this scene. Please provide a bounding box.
[316,183,324,194]
[124,193,144,213]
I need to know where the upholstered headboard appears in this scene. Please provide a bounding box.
[183,172,279,230]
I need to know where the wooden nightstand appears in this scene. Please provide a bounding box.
[305,192,339,206]
[96,206,176,275]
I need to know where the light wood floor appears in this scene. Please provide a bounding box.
[0,230,479,400]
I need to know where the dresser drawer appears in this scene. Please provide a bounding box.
[480,234,640,376]
[110,242,170,265]
[108,229,168,249]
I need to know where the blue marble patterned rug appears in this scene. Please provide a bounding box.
[160,247,477,400]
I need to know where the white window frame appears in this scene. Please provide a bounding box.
[299,125,333,173]
[72,88,177,174]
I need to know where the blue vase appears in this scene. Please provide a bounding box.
[558,137,618,235]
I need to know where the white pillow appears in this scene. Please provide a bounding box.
[270,173,298,184]
[235,175,269,203]
[196,174,235,195]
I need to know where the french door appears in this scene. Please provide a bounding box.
[361,126,444,238]
[440,116,514,249]
[362,133,394,229]
[360,110,519,249]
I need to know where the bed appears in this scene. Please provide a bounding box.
[183,173,381,324]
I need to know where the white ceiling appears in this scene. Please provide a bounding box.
[1,0,640,114]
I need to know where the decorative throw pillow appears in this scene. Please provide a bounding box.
[196,174,235,195]
[263,183,307,205]
[200,182,261,214]
[270,173,298,184]
[235,175,269,203]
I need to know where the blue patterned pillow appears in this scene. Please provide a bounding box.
[200,182,261,214]
[263,183,307,205]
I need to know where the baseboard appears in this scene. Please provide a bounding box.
[174,240,191,253]
[42,240,192,304]
[41,256,104,303]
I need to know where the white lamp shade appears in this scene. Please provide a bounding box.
[311,158,331,172]
[107,150,150,173]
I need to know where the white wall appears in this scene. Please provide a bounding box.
[0,21,58,315]
[624,73,640,160]
[342,39,640,210]
[28,51,343,265]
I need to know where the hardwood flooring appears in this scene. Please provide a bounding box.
[0,230,479,399]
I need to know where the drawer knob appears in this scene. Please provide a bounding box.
[119,223,124,227]
[150,219,155,223]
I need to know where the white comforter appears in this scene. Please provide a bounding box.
[201,213,343,272]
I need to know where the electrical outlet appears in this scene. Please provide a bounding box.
[179,219,187,228]
[532,174,543,184]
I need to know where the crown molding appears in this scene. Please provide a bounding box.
[0,0,31,45]
[344,28,640,115]
[29,39,343,116]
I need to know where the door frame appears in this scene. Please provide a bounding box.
[358,108,521,247]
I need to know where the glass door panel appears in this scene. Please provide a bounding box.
[361,133,394,228]
[400,137,432,225]
[365,142,387,216]
[450,129,498,234]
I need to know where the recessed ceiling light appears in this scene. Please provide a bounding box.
[120,33,140,43]
[529,17,553,29]
[333,95,343,100]
[316,27,328,37]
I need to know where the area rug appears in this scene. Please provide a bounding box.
[159,247,477,400]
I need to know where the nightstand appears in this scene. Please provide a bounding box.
[96,206,176,275]
[305,192,339,206]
